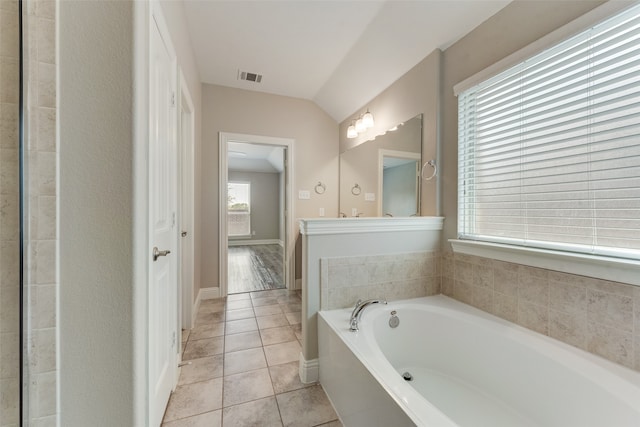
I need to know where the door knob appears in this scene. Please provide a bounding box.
[181,231,187,237]
[152,246,171,261]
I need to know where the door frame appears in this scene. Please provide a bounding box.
[178,70,195,332]
[219,133,295,297]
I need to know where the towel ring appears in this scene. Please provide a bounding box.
[351,183,361,195]
[314,181,326,194]
[421,160,437,181]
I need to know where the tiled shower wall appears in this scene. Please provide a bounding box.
[1,0,21,425]
[442,251,640,373]
[25,0,58,424]
[320,251,440,310]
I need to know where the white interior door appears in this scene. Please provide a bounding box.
[149,7,178,426]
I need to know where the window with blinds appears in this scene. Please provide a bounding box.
[457,4,640,260]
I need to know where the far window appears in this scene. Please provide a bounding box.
[457,4,640,260]
[228,182,251,237]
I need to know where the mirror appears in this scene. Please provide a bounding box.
[339,114,422,217]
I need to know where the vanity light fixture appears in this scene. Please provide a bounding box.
[347,121,358,139]
[362,109,374,128]
[346,109,375,139]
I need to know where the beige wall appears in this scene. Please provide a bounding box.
[338,49,441,216]
[201,84,339,290]
[228,170,280,241]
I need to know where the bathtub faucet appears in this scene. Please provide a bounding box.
[349,298,387,331]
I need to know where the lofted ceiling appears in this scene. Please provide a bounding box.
[183,0,511,122]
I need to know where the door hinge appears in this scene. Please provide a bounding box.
[172,212,176,227]
[171,331,176,348]
[171,92,176,107]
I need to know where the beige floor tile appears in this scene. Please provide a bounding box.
[199,300,226,313]
[223,368,274,407]
[224,330,262,353]
[221,396,283,427]
[251,297,279,307]
[225,307,255,321]
[277,295,301,305]
[178,355,223,385]
[264,341,301,366]
[225,318,258,335]
[254,304,283,317]
[315,421,343,427]
[195,311,225,326]
[224,347,266,375]
[276,385,338,427]
[257,314,289,330]
[189,322,225,341]
[227,299,253,310]
[183,336,224,360]
[259,326,297,346]
[227,293,251,301]
[280,302,302,313]
[162,410,222,427]
[252,289,288,299]
[285,312,301,325]
[163,378,223,422]
[291,324,302,341]
[269,361,312,394]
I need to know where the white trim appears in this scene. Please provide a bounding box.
[192,287,201,328]
[299,354,319,384]
[178,69,195,332]
[453,1,634,96]
[228,239,281,247]
[220,132,295,298]
[295,278,302,290]
[449,239,640,287]
[199,286,221,300]
[299,216,444,236]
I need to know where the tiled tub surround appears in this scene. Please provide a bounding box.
[0,0,21,425]
[442,251,640,372]
[320,251,441,310]
[24,0,58,425]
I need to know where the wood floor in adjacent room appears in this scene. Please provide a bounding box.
[228,244,285,294]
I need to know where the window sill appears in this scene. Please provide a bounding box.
[449,239,640,287]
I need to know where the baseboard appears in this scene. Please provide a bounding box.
[299,353,319,384]
[294,278,302,290]
[199,286,221,300]
[192,291,201,326]
[228,239,280,247]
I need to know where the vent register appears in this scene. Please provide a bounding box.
[238,69,263,83]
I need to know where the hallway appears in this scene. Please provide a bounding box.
[162,289,341,426]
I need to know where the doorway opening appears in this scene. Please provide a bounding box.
[219,133,294,298]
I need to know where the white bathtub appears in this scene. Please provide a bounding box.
[318,295,640,427]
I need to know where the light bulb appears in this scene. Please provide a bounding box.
[347,123,357,138]
[362,110,374,128]
[355,117,366,133]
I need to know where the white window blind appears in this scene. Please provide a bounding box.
[458,4,640,260]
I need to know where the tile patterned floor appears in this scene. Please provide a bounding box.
[162,289,342,427]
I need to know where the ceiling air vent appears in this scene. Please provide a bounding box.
[238,70,263,83]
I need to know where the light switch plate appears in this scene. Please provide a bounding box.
[298,190,310,200]
[365,192,375,201]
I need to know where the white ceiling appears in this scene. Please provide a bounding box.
[183,0,511,122]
